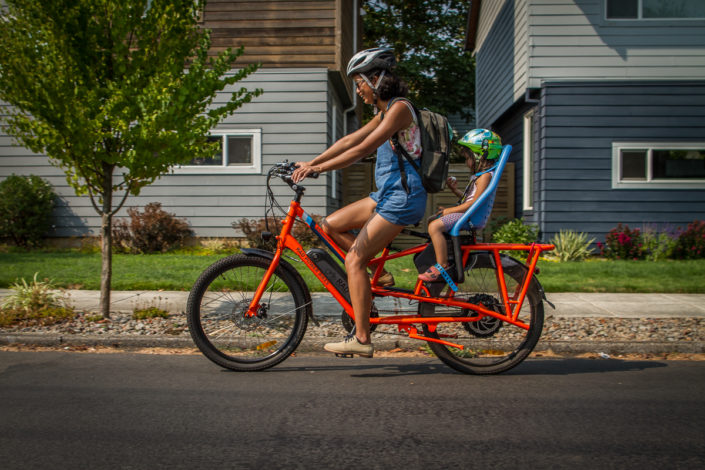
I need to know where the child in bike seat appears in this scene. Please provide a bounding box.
[418,129,502,284]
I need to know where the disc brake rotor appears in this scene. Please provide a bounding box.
[463,294,503,338]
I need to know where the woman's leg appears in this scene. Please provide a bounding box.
[345,213,404,344]
[321,197,377,251]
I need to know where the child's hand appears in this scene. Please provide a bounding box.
[428,207,444,222]
[446,176,458,190]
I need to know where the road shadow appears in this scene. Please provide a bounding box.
[505,358,668,375]
[262,357,457,377]
[267,357,669,377]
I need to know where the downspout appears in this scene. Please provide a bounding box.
[343,0,358,135]
[524,88,542,237]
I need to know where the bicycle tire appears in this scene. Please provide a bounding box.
[423,253,544,375]
[187,254,310,371]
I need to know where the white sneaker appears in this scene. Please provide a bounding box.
[324,335,374,358]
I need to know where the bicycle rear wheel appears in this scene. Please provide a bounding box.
[423,253,544,375]
[187,254,310,371]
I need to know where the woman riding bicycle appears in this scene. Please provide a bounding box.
[292,47,426,357]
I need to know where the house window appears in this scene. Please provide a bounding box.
[176,129,262,174]
[612,142,705,189]
[606,0,705,19]
[522,110,535,211]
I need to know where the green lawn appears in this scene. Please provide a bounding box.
[1,251,704,293]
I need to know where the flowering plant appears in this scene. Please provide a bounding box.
[672,220,705,259]
[598,224,644,260]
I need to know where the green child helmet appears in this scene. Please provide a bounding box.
[459,128,502,160]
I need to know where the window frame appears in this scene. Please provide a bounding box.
[173,129,262,175]
[605,0,705,21]
[612,142,705,189]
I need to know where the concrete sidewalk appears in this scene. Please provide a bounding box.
[2,289,703,319]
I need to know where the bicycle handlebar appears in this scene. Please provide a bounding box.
[268,161,318,192]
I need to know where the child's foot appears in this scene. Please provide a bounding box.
[418,264,451,282]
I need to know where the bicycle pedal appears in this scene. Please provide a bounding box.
[334,353,354,358]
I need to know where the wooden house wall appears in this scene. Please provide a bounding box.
[341,162,515,248]
[205,0,337,68]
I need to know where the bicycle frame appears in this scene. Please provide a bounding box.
[246,183,554,351]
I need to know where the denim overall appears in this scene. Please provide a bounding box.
[369,139,427,226]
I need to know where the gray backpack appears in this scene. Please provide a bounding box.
[385,98,452,194]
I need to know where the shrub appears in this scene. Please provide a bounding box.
[491,218,539,261]
[492,218,539,245]
[598,224,644,260]
[234,215,324,251]
[0,273,73,327]
[0,174,56,247]
[133,307,169,320]
[641,224,679,261]
[112,202,192,253]
[672,220,705,260]
[549,230,595,262]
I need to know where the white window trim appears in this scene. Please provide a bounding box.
[612,142,705,189]
[605,0,705,21]
[522,110,534,211]
[173,129,262,174]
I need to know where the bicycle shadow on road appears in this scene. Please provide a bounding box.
[272,357,669,377]
[271,357,457,376]
[504,358,668,375]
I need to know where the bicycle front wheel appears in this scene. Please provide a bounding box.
[423,253,544,375]
[187,254,310,371]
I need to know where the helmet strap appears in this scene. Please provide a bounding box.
[361,71,387,111]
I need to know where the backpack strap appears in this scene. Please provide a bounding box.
[380,97,420,195]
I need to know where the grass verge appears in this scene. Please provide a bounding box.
[1,252,704,293]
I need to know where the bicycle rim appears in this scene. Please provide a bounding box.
[187,254,309,371]
[423,256,544,375]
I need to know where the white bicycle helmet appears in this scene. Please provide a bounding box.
[346,47,396,76]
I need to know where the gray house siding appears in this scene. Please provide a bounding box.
[0,68,338,238]
[475,0,705,124]
[535,80,705,241]
[529,0,705,87]
[476,0,522,127]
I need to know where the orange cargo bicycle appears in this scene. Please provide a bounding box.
[186,145,555,374]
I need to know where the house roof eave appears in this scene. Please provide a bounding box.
[464,0,481,53]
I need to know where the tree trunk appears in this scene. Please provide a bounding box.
[99,167,113,318]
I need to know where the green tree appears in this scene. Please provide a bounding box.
[363,0,474,122]
[0,0,261,317]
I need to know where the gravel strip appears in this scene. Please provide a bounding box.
[1,311,702,350]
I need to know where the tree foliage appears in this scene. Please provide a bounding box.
[0,0,262,315]
[363,0,475,122]
[0,0,260,201]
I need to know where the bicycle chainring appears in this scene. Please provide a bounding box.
[462,294,503,338]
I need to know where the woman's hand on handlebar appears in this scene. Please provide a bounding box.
[292,162,320,183]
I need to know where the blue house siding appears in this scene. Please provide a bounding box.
[535,80,705,242]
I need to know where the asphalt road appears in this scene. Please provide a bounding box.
[1,352,704,469]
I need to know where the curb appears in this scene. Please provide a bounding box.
[1,333,703,355]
